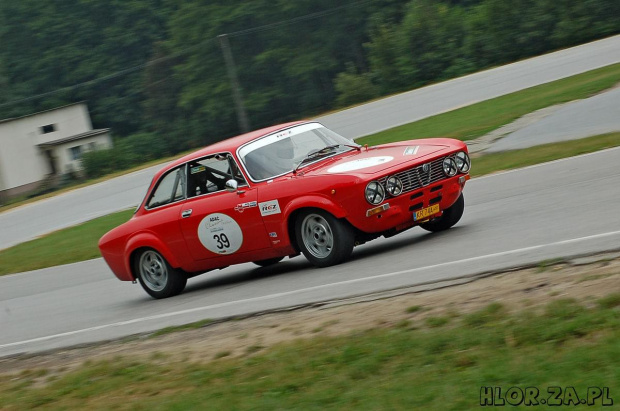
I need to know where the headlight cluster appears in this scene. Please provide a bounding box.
[386,176,403,196]
[443,151,470,177]
[365,176,402,205]
[365,151,470,205]
[454,151,471,173]
[365,181,385,205]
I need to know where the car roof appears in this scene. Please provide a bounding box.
[156,120,307,177]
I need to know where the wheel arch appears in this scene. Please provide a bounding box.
[124,233,182,281]
[286,205,355,254]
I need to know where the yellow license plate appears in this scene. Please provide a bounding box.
[414,204,440,221]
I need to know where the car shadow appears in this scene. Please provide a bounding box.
[124,224,469,303]
[350,225,468,263]
[183,258,313,295]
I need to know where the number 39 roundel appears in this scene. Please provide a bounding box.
[197,213,243,255]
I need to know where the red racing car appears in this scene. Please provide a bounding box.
[99,121,470,298]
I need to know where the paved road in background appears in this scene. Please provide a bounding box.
[1,35,619,250]
[2,147,620,356]
[487,87,620,152]
[318,35,620,139]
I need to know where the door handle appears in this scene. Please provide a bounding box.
[182,209,192,218]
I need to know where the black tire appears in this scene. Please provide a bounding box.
[295,209,355,268]
[253,257,284,267]
[420,193,464,233]
[134,249,187,299]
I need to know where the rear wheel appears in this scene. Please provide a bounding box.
[253,257,284,267]
[420,193,464,232]
[135,249,187,299]
[295,210,354,268]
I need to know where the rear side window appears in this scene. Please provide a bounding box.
[146,167,185,209]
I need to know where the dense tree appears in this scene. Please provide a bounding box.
[0,0,617,160]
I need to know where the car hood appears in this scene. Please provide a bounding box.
[303,141,456,176]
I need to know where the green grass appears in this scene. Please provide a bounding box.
[2,133,619,276]
[1,297,618,410]
[470,132,620,177]
[0,209,134,275]
[357,63,620,145]
[3,65,620,275]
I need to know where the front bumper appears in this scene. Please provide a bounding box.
[347,174,468,234]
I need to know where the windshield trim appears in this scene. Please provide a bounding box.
[236,122,355,183]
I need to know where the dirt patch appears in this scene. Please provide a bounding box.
[1,254,619,382]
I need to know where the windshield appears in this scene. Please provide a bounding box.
[238,123,359,181]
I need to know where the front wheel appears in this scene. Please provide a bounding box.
[420,193,464,233]
[135,249,187,299]
[295,210,355,268]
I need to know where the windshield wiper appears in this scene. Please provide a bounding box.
[293,144,360,174]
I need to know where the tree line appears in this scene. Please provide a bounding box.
[0,0,618,177]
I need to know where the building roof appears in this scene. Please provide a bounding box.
[37,129,110,148]
[0,102,87,125]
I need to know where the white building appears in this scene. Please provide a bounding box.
[0,102,112,201]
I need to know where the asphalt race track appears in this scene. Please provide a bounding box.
[2,147,620,356]
[1,35,619,250]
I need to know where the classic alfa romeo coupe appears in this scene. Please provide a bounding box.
[99,122,470,298]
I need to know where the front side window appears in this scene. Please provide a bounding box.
[238,123,358,181]
[186,153,246,198]
[146,167,185,209]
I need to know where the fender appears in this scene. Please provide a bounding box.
[283,194,348,220]
[262,194,348,247]
[124,231,183,280]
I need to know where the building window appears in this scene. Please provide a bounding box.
[69,146,82,161]
[41,124,56,134]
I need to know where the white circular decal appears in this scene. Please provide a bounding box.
[328,156,394,173]
[197,213,243,255]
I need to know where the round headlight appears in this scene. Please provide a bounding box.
[386,176,403,196]
[442,157,458,177]
[365,181,385,205]
[455,151,470,173]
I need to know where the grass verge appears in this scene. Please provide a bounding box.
[357,62,620,145]
[1,296,618,409]
[3,64,620,275]
[2,133,619,276]
[0,209,134,275]
[470,132,620,177]
[3,63,619,214]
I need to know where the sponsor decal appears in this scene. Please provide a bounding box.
[197,213,243,255]
[259,200,281,216]
[234,201,257,213]
[327,156,394,173]
[274,130,293,139]
[403,146,419,155]
[269,232,278,238]
[190,165,206,174]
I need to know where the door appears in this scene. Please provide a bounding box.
[179,153,271,261]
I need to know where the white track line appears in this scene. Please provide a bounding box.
[2,229,620,350]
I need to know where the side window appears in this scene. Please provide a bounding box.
[187,154,246,198]
[146,167,185,209]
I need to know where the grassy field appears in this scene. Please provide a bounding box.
[2,63,619,276]
[1,132,619,276]
[1,296,618,410]
[471,132,620,177]
[357,62,620,146]
[0,209,134,275]
[2,63,619,214]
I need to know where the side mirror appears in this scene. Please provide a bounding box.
[225,179,238,193]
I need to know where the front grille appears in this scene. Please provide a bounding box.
[379,156,450,195]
